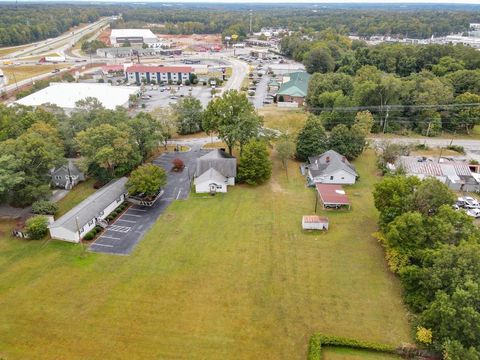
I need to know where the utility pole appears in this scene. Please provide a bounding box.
[382,105,390,134]
[249,10,253,35]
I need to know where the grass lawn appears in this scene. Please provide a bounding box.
[0,45,31,58]
[0,149,411,359]
[2,64,69,83]
[260,107,308,135]
[55,179,97,217]
[322,347,402,359]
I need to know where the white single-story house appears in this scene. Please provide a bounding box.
[302,215,329,230]
[307,150,358,185]
[49,177,127,243]
[194,168,228,193]
[194,150,237,193]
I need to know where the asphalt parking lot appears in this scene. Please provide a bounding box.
[89,147,209,255]
[139,85,212,111]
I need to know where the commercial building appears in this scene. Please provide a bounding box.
[49,177,128,243]
[14,83,140,113]
[276,72,311,106]
[395,156,480,192]
[125,65,193,84]
[110,29,158,46]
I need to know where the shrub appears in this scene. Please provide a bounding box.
[446,144,465,154]
[31,200,58,215]
[416,326,433,345]
[25,216,49,240]
[307,334,396,360]
[172,158,185,171]
[83,232,94,240]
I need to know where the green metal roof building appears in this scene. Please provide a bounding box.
[277,72,311,99]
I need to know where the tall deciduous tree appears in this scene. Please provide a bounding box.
[295,115,328,161]
[76,124,140,178]
[276,135,295,177]
[328,124,366,160]
[238,140,272,185]
[171,96,203,135]
[127,112,162,161]
[202,90,262,155]
[127,164,167,198]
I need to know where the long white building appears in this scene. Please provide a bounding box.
[125,65,193,84]
[110,29,157,46]
[14,83,140,113]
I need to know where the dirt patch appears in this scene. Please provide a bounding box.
[97,28,111,46]
[270,179,286,193]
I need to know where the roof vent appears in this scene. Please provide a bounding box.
[326,156,330,163]
[342,156,346,163]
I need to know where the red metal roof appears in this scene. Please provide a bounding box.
[126,65,193,73]
[102,65,124,72]
[316,184,350,205]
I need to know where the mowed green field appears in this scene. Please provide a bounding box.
[0,150,411,359]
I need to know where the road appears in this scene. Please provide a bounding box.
[370,136,480,159]
[1,17,112,60]
[223,57,249,93]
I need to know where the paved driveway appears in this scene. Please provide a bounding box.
[89,147,208,255]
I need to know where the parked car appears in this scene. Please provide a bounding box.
[464,196,480,209]
[466,208,480,218]
[456,197,466,207]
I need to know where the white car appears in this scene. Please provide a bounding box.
[464,196,480,209]
[466,208,480,218]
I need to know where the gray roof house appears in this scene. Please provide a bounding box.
[307,150,358,185]
[49,177,128,243]
[50,159,85,189]
[195,150,237,193]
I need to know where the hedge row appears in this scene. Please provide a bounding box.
[83,226,103,241]
[106,203,129,222]
[307,334,396,360]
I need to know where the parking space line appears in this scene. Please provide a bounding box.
[116,219,136,223]
[91,243,114,247]
[123,213,142,217]
[98,235,121,240]
[129,208,147,212]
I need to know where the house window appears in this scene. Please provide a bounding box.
[55,175,62,180]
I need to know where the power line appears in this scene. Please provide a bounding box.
[304,102,480,112]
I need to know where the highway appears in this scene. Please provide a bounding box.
[1,17,112,60]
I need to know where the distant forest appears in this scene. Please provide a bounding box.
[1,3,480,47]
[0,4,116,47]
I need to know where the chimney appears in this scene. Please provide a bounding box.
[342,156,346,163]
[326,156,330,163]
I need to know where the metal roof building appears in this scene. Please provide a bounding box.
[14,83,140,113]
[49,177,128,243]
[316,184,351,210]
[110,29,158,45]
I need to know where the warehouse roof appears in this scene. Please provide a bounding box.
[49,177,128,233]
[14,83,139,111]
[126,65,193,73]
[110,29,156,38]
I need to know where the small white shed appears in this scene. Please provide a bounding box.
[194,168,228,193]
[302,215,329,231]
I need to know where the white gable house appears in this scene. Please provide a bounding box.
[194,150,236,193]
[307,150,358,185]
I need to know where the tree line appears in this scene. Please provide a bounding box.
[374,176,480,358]
[280,31,480,135]
[0,4,117,47]
[0,90,273,207]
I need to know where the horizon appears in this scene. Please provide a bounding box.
[0,0,480,4]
